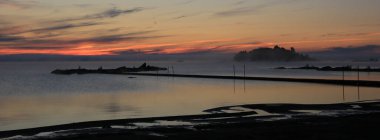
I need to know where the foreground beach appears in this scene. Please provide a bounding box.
[1,100,380,140]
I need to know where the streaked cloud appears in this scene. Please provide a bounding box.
[55,7,144,22]
[24,22,104,34]
[0,34,24,42]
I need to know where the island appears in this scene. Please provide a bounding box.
[234,45,314,61]
[276,64,380,72]
[51,63,168,75]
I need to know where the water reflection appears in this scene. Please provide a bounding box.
[1,76,380,131]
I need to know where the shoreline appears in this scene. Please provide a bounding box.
[2,100,380,139]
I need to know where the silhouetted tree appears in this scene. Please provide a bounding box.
[233,45,314,61]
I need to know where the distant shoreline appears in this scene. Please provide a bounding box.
[1,100,380,140]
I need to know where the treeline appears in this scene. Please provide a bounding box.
[234,45,313,61]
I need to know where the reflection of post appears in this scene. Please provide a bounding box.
[244,64,246,93]
[357,66,360,101]
[172,66,175,75]
[342,69,345,102]
[233,64,236,93]
[234,79,236,93]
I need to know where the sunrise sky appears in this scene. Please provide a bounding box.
[1,0,380,56]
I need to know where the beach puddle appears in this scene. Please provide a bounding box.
[194,116,237,121]
[148,133,165,137]
[224,107,256,113]
[256,115,292,122]
[3,127,103,140]
[291,110,322,114]
[132,120,196,128]
[111,125,138,129]
[351,105,362,109]
[243,109,280,117]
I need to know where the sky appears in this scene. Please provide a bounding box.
[0,0,380,57]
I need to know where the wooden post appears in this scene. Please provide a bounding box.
[342,69,345,102]
[244,64,246,78]
[233,64,236,77]
[172,66,175,75]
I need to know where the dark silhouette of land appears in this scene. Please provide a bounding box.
[1,100,380,140]
[51,62,380,87]
[51,63,167,75]
[276,64,380,72]
[234,45,314,61]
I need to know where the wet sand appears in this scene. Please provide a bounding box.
[1,100,380,140]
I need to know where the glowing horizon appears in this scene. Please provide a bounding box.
[1,0,380,56]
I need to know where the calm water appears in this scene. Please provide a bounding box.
[0,61,380,131]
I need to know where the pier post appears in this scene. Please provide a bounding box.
[172,66,175,75]
[244,64,246,78]
[233,64,236,77]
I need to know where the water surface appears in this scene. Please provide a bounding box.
[0,61,379,131]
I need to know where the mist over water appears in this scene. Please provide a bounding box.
[0,60,380,131]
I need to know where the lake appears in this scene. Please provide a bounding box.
[0,61,380,131]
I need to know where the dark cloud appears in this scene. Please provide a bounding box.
[173,15,187,20]
[3,46,72,50]
[171,12,200,20]
[56,7,144,22]
[24,22,104,33]
[60,31,164,44]
[112,49,146,55]
[0,51,231,61]
[0,34,24,42]
[68,34,159,44]
[308,45,380,60]
[1,30,164,47]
